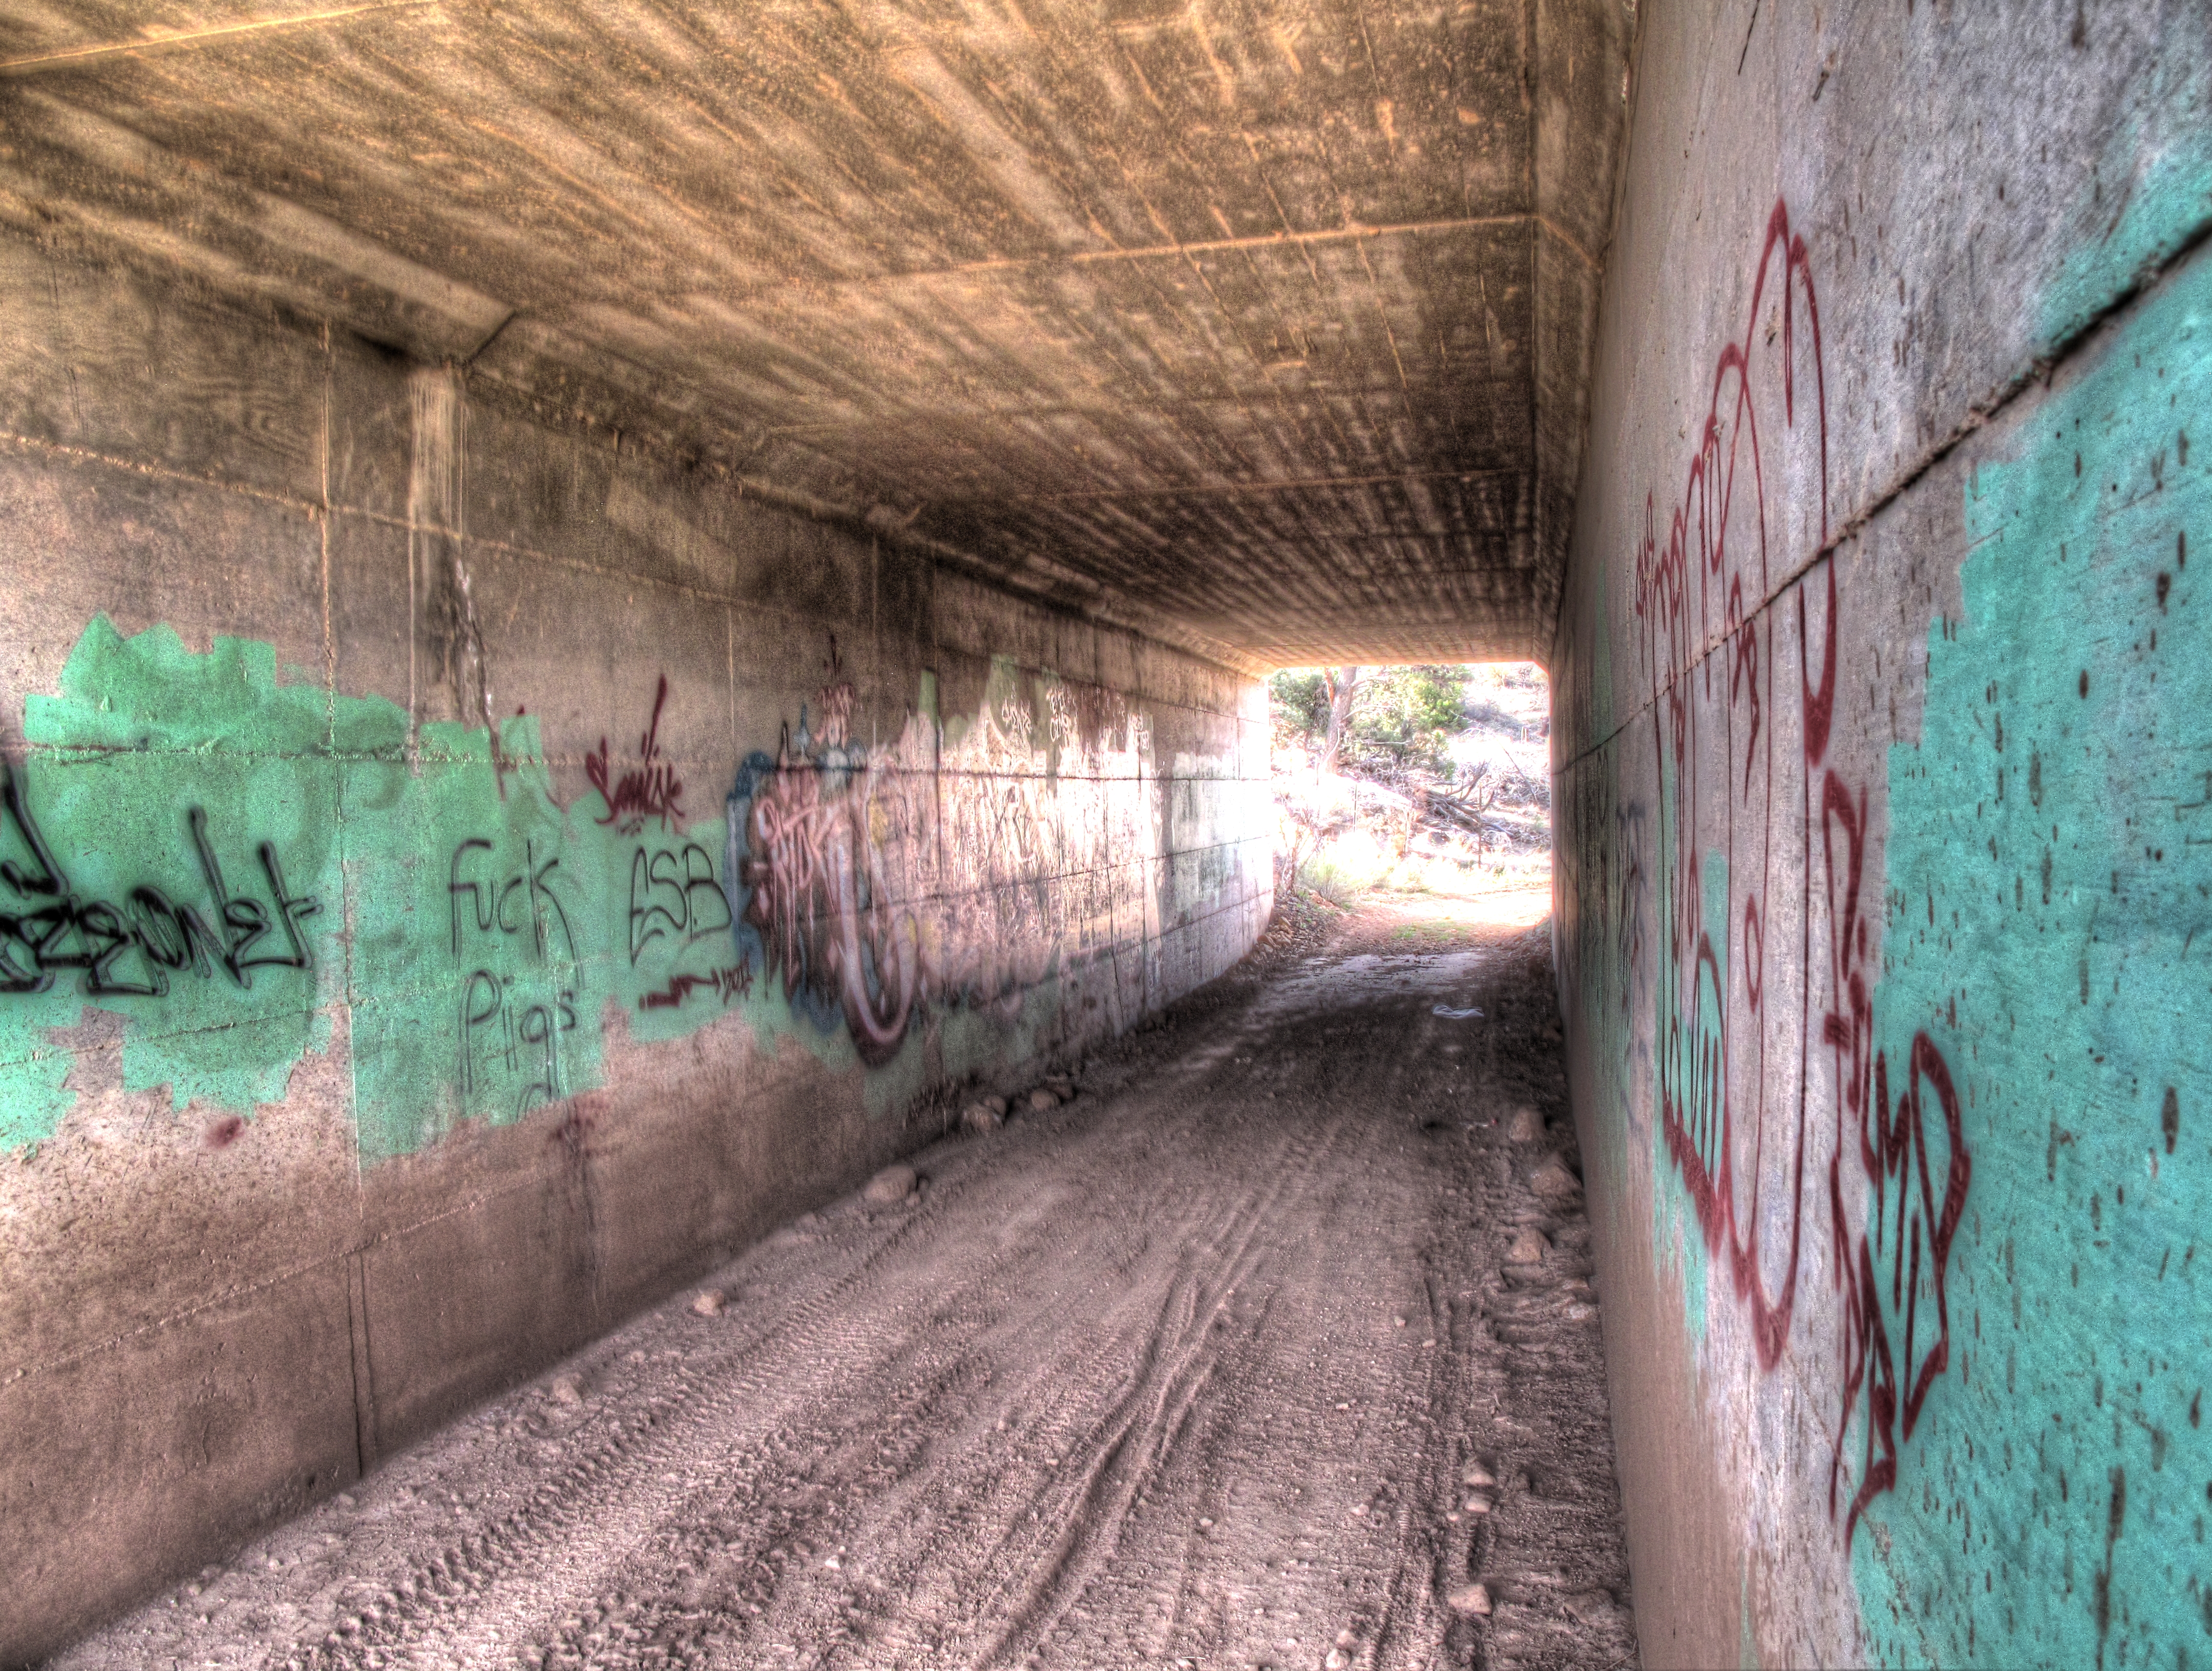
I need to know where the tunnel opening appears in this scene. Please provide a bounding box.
[1267,661,1554,937]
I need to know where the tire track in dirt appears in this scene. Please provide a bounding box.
[57,895,1637,1671]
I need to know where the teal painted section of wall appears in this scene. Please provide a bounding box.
[1851,246,2212,1669]
[1,621,341,1145]
[0,616,755,1157]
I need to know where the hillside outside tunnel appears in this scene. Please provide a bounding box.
[3,4,2210,1667]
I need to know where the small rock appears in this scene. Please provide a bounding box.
[1393,1315,1406,1328]
[1324,1648,1352,1669]
[1505,1228,1551,1264]
[863,1163,918,1203]
[962,1102,1003,1135]
[1506,1104,1545,1142]
[1462,1494,1493,1514]
[1461,1464,1496,1489]
[691,1289,726,1316]
[985,1094,1008,1117]
[1445,1582,1492,1617]
[1027,1087,1059,1113]
[1529,1157,1582,1199]
[1564,1590,1627,1626]
[548,1375,583,1406]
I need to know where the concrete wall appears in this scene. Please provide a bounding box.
[1552,4,2212,1666]
[0,238,1272,1661]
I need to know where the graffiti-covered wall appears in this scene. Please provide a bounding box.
[0,238,1272,1658]
[1551,5,2212,1667]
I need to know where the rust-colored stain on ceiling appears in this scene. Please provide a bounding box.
[0,0,1631,669]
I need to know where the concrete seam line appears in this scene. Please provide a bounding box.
[0,1137,726,1398]
[1536,215,1604,274]
[0,1241,352,1393]
[964,467,1524,506]
[462,350,1237,667]
[1554,207,2212,780]
[0,428,325,516]
[0,2,443,76]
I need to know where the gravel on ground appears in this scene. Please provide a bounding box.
[59,885,1637,1671]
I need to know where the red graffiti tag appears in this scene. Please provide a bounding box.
[639,961,753,1011]
[587,674,686,834]
[1629,198,1967,1551]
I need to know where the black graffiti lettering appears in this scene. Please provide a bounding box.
[456,963,574,1116]
[128,887,195,974]
[451,838,575,967]
[255,842,318,971]
[526,844,571,965]
[459,969,501,1097]
[516,1001,559,1115]
[629,848,677,962]
[190,805,264,987]
[497,874,528,937]
[171,900,229,981]
[81,900,162,997]
[449,833,580,1119]
[449,838,496,954]
[629,841,730,964]
[0,762,318,1001]
[1,763,65,901]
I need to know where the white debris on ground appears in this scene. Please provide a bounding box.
[58,890,1636,1671]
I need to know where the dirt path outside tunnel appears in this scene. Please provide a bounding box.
[60,885,1639,1671]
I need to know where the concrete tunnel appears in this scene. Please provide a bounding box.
[1,2,2208,1665]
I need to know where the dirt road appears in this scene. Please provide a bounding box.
[60,892,1637,1671]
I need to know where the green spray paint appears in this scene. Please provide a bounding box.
[0,617,761,1157]
[1850,242,2211,1668]
[0,622,341,1144]
[1643,722,1716,1345]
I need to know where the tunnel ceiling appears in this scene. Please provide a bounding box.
[0,1,1630,671]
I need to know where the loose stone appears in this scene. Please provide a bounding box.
[1446,1582,1492,1616]
[863,1164,918,1204]
[1506,1228,1551,1264]
[1529,1158,1581,1199]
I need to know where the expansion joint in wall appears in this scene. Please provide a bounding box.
[1555,207,2212,781]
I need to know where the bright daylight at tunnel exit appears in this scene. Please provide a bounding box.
[2,3,2208,1668]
